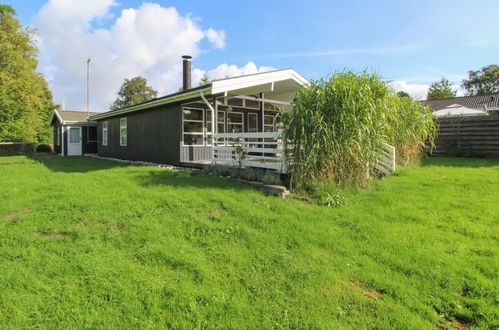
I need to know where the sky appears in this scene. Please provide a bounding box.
[5,0,499,112]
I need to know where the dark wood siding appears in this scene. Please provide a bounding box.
[434,115,499,157]
[96,103,182,165]
[52,124,62,154]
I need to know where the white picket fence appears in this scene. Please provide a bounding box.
[212,131,288,173]
[375,142,396,175]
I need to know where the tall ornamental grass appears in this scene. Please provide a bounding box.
[282,71,437,189]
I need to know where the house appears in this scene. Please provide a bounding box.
[422,94,499,113]
[50,110,99,156]
[88,56,309,171]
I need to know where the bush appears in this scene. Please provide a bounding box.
[36,144,52,153]
[282,71,436,190]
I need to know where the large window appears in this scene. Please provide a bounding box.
[227,112,244,133]
[120,118,127,146]
[248,113,258,132]
[264,115,275,132]
[102,122,108,146]
[183,108,204,146]
[206,110,227,145]
[217,111,225,133]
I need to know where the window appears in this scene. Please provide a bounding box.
[227,112,244,133]
[183,108,204,146]
[217,111,225,133]
[102,121,108,146]
[264,115,275,132]
[69,127,80,143]
[120,118,127,146]
[248,113,258,132]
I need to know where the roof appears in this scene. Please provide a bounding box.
[421,94,499,112]
[90,68,309,120]
[53,110,100,124]
[433,105,487,118]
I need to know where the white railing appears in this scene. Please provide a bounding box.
[375,142,396,175]
[212,131,288,173]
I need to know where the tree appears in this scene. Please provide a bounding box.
[397,91,411,98]
[198,74,210,86]
[0,4,55,143]
[462,64,499,95]
[426,78,456,100]
[110,77,158,110]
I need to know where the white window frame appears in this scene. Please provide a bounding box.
[264,114,276,132]
[227,112,244,133]
[248,113,258,132]
[182,107,205,146]
[102,121,108,146]
[119,118,127,146]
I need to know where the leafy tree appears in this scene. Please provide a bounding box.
[198,74,210,86]
[462,64,499,95]
[426,78,456,100]
[0,4,54,143]
[397,91,411,98]
[111,77,158,110]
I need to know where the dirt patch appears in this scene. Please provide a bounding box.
[3,206,34,219]
[350,281,382,300]
[209,203,227,221]
[436,318,469,330]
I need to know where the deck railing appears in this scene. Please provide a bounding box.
[375,142,396,175]
[212,131,288,173]
[212,133,396,176]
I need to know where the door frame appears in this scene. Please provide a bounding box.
[67,126,82,156]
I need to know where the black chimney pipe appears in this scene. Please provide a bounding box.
[182,55,192,91]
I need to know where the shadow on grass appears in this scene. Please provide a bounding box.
[133,170,252,192]
[423,156,499,168]
[27,154,129,173]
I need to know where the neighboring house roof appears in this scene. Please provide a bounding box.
[433,105,487,118]
[52,110,100,125]
[90,68,309,121]
[421,94,499,112]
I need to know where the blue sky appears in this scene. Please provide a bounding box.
[5,0,499,110]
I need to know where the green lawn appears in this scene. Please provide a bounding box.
[0,155,497,329]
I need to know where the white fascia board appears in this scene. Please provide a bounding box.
[49,110,63,125]
[211,69,309,95]
[90,87,211,120]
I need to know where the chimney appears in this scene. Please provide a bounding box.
[182,55,192,91]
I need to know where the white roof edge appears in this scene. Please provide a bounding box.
[211,68,309,94]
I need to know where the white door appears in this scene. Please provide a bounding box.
[67,127,82,156]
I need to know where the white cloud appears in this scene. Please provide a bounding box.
[390,80,429,100]
[205,28,226,49]
[206,62,275,80]
[35,0,241,111]
[390,78,466,100]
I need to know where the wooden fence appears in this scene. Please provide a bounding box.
[434,115,499,157]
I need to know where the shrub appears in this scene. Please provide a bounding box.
[282,71,436,190]
[36,144,52,153]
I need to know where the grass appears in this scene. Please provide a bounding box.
[0,155,497,329]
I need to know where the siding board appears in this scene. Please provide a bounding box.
[434,115,499,157]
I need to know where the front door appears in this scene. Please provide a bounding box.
[67,127,82,156]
